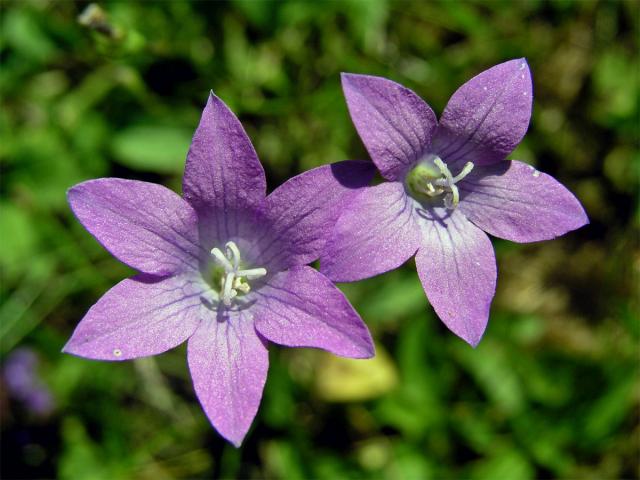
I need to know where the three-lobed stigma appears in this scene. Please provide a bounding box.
[211,241,267,306]
[405,154,474,209]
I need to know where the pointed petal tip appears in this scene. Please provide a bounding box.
[449,321,486,349]
[458,161,590,243]
[543,196,590,239]
[356,341,376,359]
[226,433,245,448]
[340,71,359,82]
[60,338,81,357]
[499,57,532,83]
[59,339,129,362]
[340,72,395,92]
[66,178,97,202]
[331,334,376,360]
[208,417,247,448]
[206,90,222,107]
[204,410,250,448]
[503,57,530,71]
[59,340,106,361]
[577,200,590,225]
[340,72,365,91]
[572,207,590,232]
[205,91,233,113]
[66,183,79,197]
[60,336,96,358]
[463,333,483,349]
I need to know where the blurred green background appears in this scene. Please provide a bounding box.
[1,0,638,478]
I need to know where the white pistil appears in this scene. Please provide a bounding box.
[413,156,474,210]
[211,241,267,306]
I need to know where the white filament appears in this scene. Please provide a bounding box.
[211,241,267,306]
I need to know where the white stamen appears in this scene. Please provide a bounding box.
[210,241,267,306]
[223,272,236,306]
[211,247,233,271]
[452,162,474,183]
[236,267,267,279]
[446,184,460,208]
[434,157,454,184]
[113,349,122,357]
[226,241,241,270]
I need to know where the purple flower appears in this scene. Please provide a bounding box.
[321,59,588,347]
[63,93,375,446]
[4,348,55,416]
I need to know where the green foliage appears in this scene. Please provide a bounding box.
[111,125,193,173]
[1,0,637,479]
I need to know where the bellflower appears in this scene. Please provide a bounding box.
[321,59,588,347]
[64,93,376,446]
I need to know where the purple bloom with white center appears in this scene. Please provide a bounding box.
[63,93,376,446]
[321,59,588,347]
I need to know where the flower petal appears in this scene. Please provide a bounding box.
[187,310,268,447]
[63,274,205,360]
[259,160,376,270]
[253,266,374,359]
[183,93,266,216]
[341,73,438,181]
[321,182,421,282]
[432,59,533,168]
[414,209,496,347]
[458,161,588,242]
[68,178,202,276]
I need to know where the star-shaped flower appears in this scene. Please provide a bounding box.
[321,59,588,347]
[64,93,376,446]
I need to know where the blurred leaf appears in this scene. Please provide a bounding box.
[262,441,305,480]
[603,146,639,194]
[582,372,638,444]
[111,125,192,173]
[0,203,38,278]
[339,268,427,328]
[315,343,398,402]
[8,128,84,208]
[469,448,534,480]
[2,7,58,63]
[592,48,638,122]
[375,316,445,439]
[454,340,526,415]
[262,356,296,428]
[390,443,436,480]
[59,417,115,480]
[356,437,391,471]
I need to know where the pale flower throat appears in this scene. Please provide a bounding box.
[405,154,474,209]
[210,241,267,306]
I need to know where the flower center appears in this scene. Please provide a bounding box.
[405,154,474,209]
[210,241,267,306]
